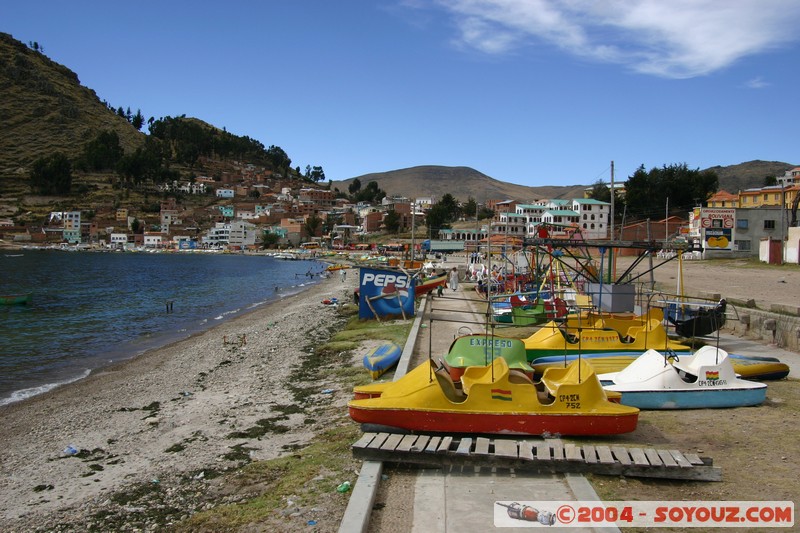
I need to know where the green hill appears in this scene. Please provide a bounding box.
[0,32,145,177]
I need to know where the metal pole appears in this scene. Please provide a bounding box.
[610,160,615,240]
[411,201,415,261]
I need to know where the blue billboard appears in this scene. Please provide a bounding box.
[358,267,416,320]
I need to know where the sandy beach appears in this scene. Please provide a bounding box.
[0,270,361,531]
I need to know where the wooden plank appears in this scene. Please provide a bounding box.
[535,441,551,461]
[683,452,705,466]
[366,432,390,450]
[643,448,663,466]
[474,437,491,456]
[596,445,615,465]
[611,446,632,466]
[381,433,404,451]
[353,432,377,449]
[396,434,418,452]
[657,449,678,468]
[629,447,650,466]
[349,442,723,482]
[424,436,441,453]
[411,435,429,452]
[565,443,583,462]
[548,439,565,460]
[518,440,534,461]
[583,445,598,464]
[669,450,694,468]
[455,437,473,455]
[494,439,518,459]
[437,436,453,453]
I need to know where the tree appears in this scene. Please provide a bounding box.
[303,214,323,239]
[348,178,362,195]
[623,163,718,220]
[462,197,477,219]
[438,193,461,221]
[265,145,291,174]
[354,181,385,203]
[30,152,72,195]
[764,175,777,187]
[425,202,452,232]
[261,231,279,249]
[131,109,145,131]
[304,165,326,183]
[383,209,401,233]
[80,131,124,171]
[587,180,611,202]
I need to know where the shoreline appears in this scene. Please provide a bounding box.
[0,269,359,528]
[0,253,330,406]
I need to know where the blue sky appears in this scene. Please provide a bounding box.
[4,1,799,187]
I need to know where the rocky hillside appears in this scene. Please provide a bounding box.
[331,165,589,202]
[0,32,145,177]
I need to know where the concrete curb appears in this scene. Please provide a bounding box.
[337,296,428,533]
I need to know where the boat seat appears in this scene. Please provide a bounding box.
[508,369,534,385]
[434,364,467,404]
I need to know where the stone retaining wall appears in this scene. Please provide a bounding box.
[656,285,800,353]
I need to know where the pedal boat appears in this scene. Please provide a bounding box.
[443,334,534,382]
[531,350,789,381]
[523,316,691,361]
[348,357,639,436]
[600,346,767,409]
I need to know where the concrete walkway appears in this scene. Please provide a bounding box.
[406,282,617,533]
[341,258,798,532]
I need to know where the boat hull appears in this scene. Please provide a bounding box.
[349,358,639,436]
[534,352,789,381]
[613,387,767,410]
[363,342,403,380]
[415,274,448,296]
[0,293,30,305]
[348,406,639,436]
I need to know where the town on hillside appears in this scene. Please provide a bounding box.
[2,163,800,263]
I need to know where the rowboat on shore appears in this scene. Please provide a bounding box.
[414,272,448,296]
[362,342,403,380]
[0,293,31,305]
[348,357,639,436]
[666,299,727,338]
[600,346,767,409]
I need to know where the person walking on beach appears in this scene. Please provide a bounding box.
[340,268,347,282]
[449,267,459,292]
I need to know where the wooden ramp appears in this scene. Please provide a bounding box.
[352,432,721,482]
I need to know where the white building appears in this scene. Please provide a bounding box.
[228,220,257,249]
[143,232,164,248]
[109,233,129,249]
[202,222,231,248]
[572,198,610,239]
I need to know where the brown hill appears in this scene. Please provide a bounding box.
[0,32,144,176]
[704,160,796,193]
[332,161,798,205]
[331,166,588,203]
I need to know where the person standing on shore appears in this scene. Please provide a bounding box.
[340,268,347,282]
[449,267,459,292]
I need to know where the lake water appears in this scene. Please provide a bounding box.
[0,249,327,405]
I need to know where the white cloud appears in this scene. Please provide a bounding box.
[432,0,800,78]
[745,77,769,89]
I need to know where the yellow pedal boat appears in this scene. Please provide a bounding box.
[348,357,639,436]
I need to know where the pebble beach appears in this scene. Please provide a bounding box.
[0,270,360,531]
